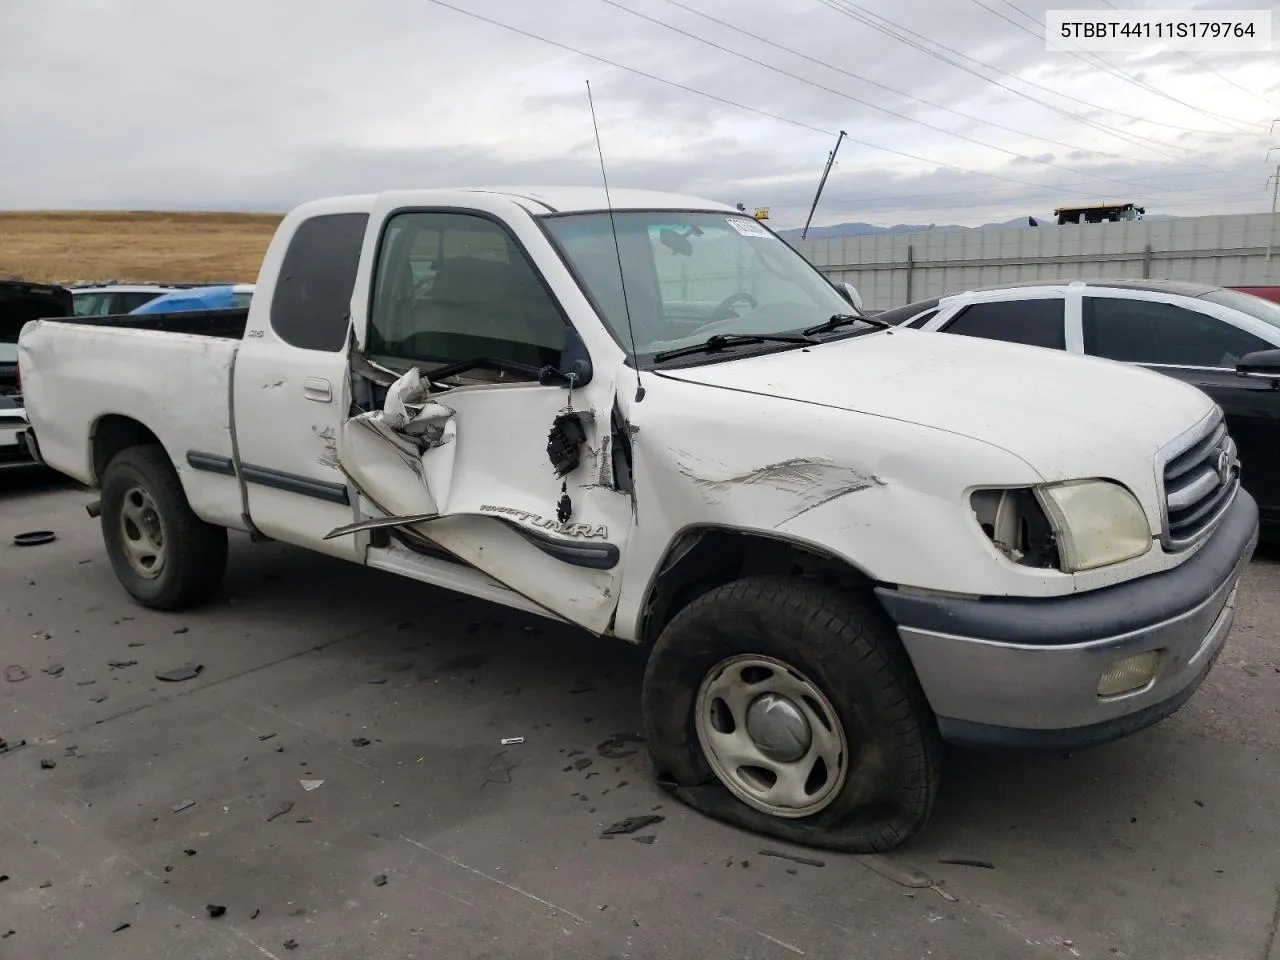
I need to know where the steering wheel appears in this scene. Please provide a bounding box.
[690,291,760,334]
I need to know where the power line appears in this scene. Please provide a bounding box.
[596,0,1199,194]
[972,0,1257,132]
[651,0,1227,178]
[815,0,1248,160]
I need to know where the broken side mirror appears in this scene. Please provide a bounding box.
[1236,348,1280,383]
[840,282,864,314]
[538,324,594,388]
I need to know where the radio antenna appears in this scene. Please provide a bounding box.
[586,80,645,402]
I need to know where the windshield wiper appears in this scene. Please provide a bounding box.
[653,332,816,363]
[802,312,890,336]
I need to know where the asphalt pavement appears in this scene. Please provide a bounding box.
[2,468,1278,959]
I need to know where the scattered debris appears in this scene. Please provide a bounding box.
[632,835,656,845]
[573,757,592,771]
[156,664,203,683]
[39,881,52,889]
[760,849,826,868]
[2,930,12,939]
[266,800,295,822]
[857,854,932,888]
[295,817,312,824]
[40,758,56,770]
[786,868,798,876]
[499,737,524,745]
[351,738,371,748]
[250,909,260,920]
[932,885,959,902]
[283,938,299,950]
[366,678,387,685]
[438,653,488,671]
[128,642,146,648]
[300,780,324,792]
[207,904,226,919]
[164,866,173,873]
[108,660,137,669]
[5,665,29,683]
[90,693,109,704]
[598,733,644,759]
[12,530,56,547]
[1194,799,1205,808]
[0,738,26,755]
[172,800,196,813]
[41,664,64,677]
[183,848,198,857]
[600,815,665,837]
[937,858,994,870]
[258,733,277,742]
[173,627,189,635]
[31,631,52,641]
[76,679,96,686]
[112,922,131,933]
[373,874,388,887]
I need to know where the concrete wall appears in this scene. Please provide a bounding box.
[790,212,1280,311]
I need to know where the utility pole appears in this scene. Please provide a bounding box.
[1267,144,1279,266]
[801,130,847,241]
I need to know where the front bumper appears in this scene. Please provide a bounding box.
[876,489,1259,750]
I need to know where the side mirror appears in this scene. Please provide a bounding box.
[840,282,864,314]
[1236,349,1280,381]
[539,325,594,388]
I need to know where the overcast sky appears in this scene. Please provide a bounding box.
[1,0,1276,227]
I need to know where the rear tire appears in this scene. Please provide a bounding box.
[641,575,940,853]
[100,444,228,610]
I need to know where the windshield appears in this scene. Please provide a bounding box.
[1200,289,1280,332]
[541,211,865,363]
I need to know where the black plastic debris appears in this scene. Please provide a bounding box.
[258,733,277,742]
[760,849,826,868]
[937,858,994,870]
[0,875,8,882]
[295,817,312,824]
[351,738,371,748]
[266,800,295,823]
[5,665,29,683]
[42,664,64,677]
[631,835,656,845]
[13,530,56,547]
[283,938,299,950]
[600,815,665,837]
[164,866,173,873]
[108,660,137,669]
[183,848,197,857]
[598,733,644,759]
[76,680,96,686]
[173,627,189,635]
[128,642,146,648]
[156,664,203,683]
[90,693,109,704]
[40,758,56,770]
[2,930,13,939]
[0,739,25,755]
[373,874,388,887]
[172,800,195,813]
[250,909,260,920]
[366,678,387,685]
[573,757,592,771]
[112,923,130,933]
[39,881,52,889]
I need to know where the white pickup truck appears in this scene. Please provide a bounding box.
[18,187,1258,852]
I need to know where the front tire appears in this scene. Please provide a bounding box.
[641,575,940,853]
[100,444,228,610]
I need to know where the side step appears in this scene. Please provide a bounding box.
[365,545,564,622]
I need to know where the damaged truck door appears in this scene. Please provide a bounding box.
[334,203,635,633]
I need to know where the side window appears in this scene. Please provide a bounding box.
[367,211,567,379]
[116,292,164,313]
[73,293,112,316]
[1083,297,1269,368]
[270,212,368,352]
[941,298,1066,349]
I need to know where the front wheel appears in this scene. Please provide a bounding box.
[641,575,940,853]
[100,444,228,610]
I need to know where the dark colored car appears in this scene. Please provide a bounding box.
[2,281,73,469]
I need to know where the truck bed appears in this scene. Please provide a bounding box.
[63,306,249,339]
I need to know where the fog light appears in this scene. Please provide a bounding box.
[1097,650,1161,697]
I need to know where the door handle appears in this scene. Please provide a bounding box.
[303,378,332,403]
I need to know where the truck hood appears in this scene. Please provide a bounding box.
[655,327,1215,482]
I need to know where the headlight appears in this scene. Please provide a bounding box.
[971,480,1152,573]
[1035,480,1152,572]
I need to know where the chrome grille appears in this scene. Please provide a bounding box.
[1159,410,1240,551]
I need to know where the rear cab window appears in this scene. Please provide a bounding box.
[941,297,1066,349]
[270,213,369,352]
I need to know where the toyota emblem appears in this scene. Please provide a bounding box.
[1216,447,1235,483]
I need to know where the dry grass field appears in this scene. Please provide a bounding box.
[0,210,283,284]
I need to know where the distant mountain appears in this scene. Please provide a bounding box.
[779,213,1174,241]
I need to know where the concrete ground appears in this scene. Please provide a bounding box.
[1,469,1278,960]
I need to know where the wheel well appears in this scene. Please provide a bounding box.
[92,415,162,483]
[639,528,875,646]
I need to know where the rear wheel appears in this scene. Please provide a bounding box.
[101,445,228,610]
[641,575,941,852]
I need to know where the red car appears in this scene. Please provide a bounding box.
[1231,286,1280,304]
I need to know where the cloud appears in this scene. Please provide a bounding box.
[0,0,1273,228]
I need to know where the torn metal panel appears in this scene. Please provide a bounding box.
[324,512,439,540]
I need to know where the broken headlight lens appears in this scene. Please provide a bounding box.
[1035,479,1152,573]
[969,487,1060,569]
